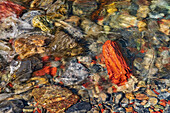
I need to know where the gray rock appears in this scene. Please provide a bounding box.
[91,64,103,73]
[164,104,170,113]
[158,92,170,99]
[0,99,25,113]
[77,56,92,65]
[60,59,89,85]
[121,98,129,107]
[134,105,150,113]
[0,16,33,39]
[15,60,32,82]
[117,107,126,112]
[160,50,169,64]
[21,10,45,25]
[66,101,91,113]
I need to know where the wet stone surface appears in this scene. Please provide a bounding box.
[0,0,169,113]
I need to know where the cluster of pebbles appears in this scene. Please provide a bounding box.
[0,0,169,113]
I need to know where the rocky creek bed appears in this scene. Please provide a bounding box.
[0,0,169,113]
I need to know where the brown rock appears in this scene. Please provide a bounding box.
[65,16,81,26]
[138,21,147,32]
[14,34,49,59]
[155,57,163,70]
[136,0,150,6]
[115,93,123,104]
[32,85,79,113]
[73,0,98,17]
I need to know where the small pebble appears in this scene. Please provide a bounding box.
[140,99,148,106]
[158,92,170,100]
[149,108,154,112]
[137,81,146,88]
[121,98,129,107]
[146,89,158,97]
[126,93,135,100]
[125,106,134,112]
[144,101,152,108]
[78,90,89,102]
[99,92,108,102]
[115,93,124,104]
[107,87,113,94]
[149,97,158,106]
[154,104,165,111]
[103,109,110,113]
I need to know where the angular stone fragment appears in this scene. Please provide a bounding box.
[0,1,25,21]
[0,99,25,113]
[32,85,79,113]
[60,59,89,85]
[102,40,132,86]
[72,0,97,17]
[48,31,83,57]
[135,93,149,100]
[14,33,49,59]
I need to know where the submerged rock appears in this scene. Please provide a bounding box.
[66,101,91,113]
[0,99,25,113]
[14,32,51,59]
[32,85,79,113]
[48,31,83,57]
[0,16,33,39]
[21,10,45,25]
[72,0,97,17]
[59,59,89,85]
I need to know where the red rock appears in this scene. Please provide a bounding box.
[102,40,132,86]
[0,1,25,21]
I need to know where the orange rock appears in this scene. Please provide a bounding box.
[141,99,148,105]
[50,67,57,77]
[159,99,166,107]
[54,57,61,61]
[167,100,170,105]
[41,56,50,62]
[33,66,51,76]
[159,19,170,35]
[102,40,132,86]
[126,92,135,100]
[125,106,134,112]
[135,93,149,100]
